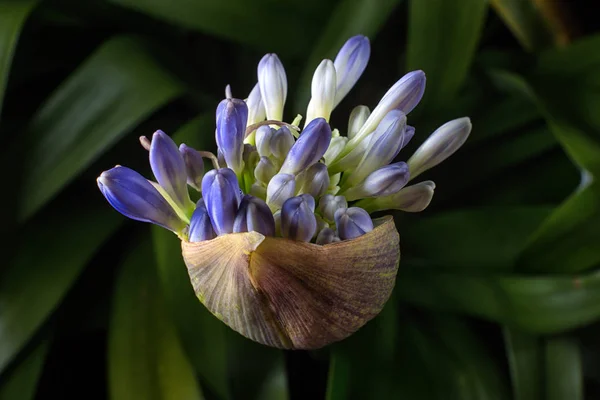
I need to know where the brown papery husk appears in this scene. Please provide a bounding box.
[181,216,400,349]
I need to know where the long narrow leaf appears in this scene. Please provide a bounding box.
[489,0,554,51]
[397,267,600,334]
[109,236,203,400]
[0,205,121,373]
[17,35,183,221]
[406,0,488,111]
[0,339,49,400]
[545,337,583,400]
[503,328,542,400]
[0,0,38,118]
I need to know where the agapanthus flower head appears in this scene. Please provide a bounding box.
[97,35,472,350]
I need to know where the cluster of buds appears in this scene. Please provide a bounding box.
[98,35,471,245]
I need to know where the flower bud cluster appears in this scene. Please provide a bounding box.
[97,35,471,244]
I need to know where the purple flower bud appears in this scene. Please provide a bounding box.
[334,207,373,240]
[350,71,425,145]
[258,53,287,121]
[97,166,186,232]
[179,144,205,191]
[266,173,296,212]
[346,110,407,186]
[189,200,216,242]
[317,194,348,222]
[201,168,242,235]
[281,195,317,242]
[359,181,436,213]
[255,156,278,184]
[255,126,274,157]
[343,162,410,201]
[216,98,248,174]
[297,162,330,198]
[246,83,266,125]
[149,130,192,213]
[280,118,332,175]
[270,126,295,160]
[233,195,276,236]
[316,227,340,245]
[407,117,471,179]
[333,35,370,107]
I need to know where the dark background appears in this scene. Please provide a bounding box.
[1,0,599,399]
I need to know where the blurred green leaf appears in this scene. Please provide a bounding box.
[294,0,401,110]
[406,0,487,112]
[0,0,38,118]
[327,293,399,400]
[468,94,540,144]
[0,206,121,374]
[503,328,542,400]
[546,337,583,400]
[152,227,229,400]
[518,183,600,273]
[108,0,318,56]
[433,127,557,204]
[109,236,204,400]
[394,312,508,400]
[397,268,600,334]
[402,207,552,271]
[490,0,554,51]
[17,35,183,221]
[0,339,48,400]
[227,335,289,400]
[535,34,600,76]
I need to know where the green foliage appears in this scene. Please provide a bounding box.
[0,0,598,398]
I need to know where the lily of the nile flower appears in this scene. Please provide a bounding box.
[334,207,373,240]
[189,200,216,242]
[179,144,205,191]
[408,117,472,179]
[279,118,332,175]
[357,181,436,213]
[233,195,276,236]
[341,162,410,201]
[297,162,330,198]
[216,98,248,176]
[270,126,295,160]
[202,168,242,235]
[246,83,266,127]
[150,130,195,215]
[344,70,425,151]
[305,60,337,125]
[315,227,340,245]
[255,126,274,157]
[317,194,348,223]
[344,110,407,186]
[266,173,296,212]
[255,156,278,185]
[281,194,317,242]
[97,166,187,233]
[97,33,473,351]
[258,53,287,121]
[333,35,370,107]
